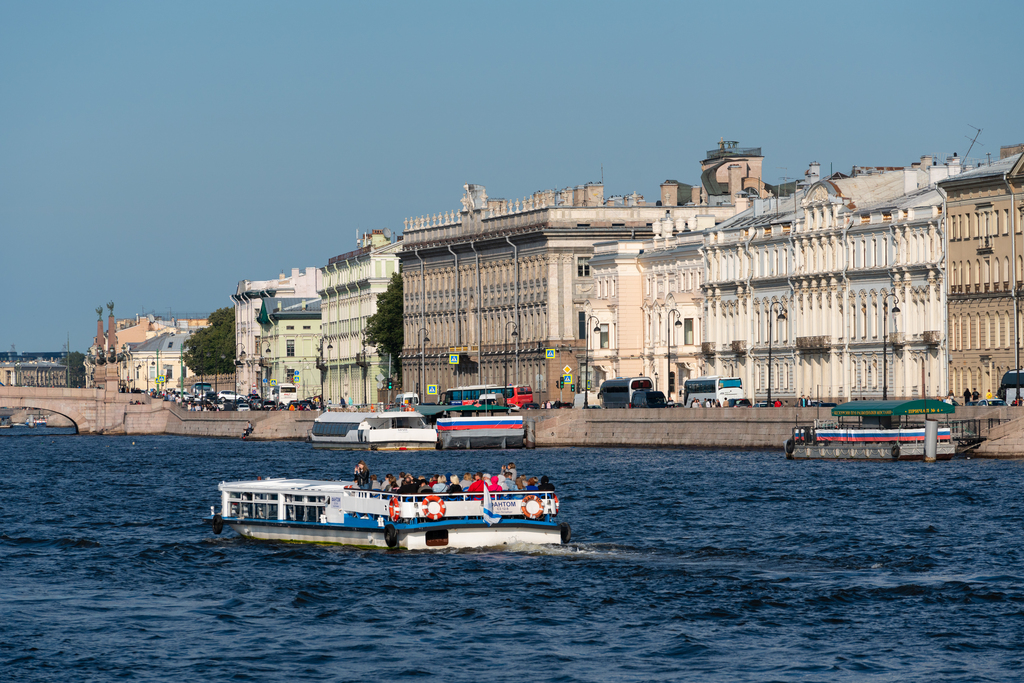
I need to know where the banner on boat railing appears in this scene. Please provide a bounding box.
[488,498,524,516]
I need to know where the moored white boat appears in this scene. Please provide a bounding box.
[209,478,570,550]
[309,411,437,450]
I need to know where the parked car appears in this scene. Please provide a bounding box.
[629,390,667,408]
[218,390,241,402]
[971,399,1007,406]
[727,398,752,408]
[521,402,540,410]
[236,401,251,412]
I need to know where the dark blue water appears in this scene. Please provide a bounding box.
[2,430,1023,681]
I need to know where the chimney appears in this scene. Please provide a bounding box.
[805,162,821,184]
[691,186,702,205]
[728,164,743,199]
[661,181,679,207]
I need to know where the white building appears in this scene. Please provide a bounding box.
[232,267,321,395]
[702,157,958,402]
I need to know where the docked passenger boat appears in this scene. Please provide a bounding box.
[208,478,570,550]
[785,399,956,461]
[309,411,437,450]
[418,404,524,449]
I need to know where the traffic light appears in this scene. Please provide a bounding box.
[557,378,563,389]
[387,377,393,390]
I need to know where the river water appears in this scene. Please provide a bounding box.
[1,429,1022,681]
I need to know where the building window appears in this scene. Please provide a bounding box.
[600,324,609,349]
[286,368,295,383]
[577,257,591,277]
[578,311,586,340]
[286,340,295,357]
[286,326,294,330]
[165,366,173,380]
[303,325,311,330]
[684,319,694,345]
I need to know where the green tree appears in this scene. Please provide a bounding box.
[182,307,236,377]
[61,351,87,387]
[364,271,404,384]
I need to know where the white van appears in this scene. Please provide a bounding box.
[395,392,419,406]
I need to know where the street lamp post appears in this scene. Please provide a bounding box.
[317,338,332,408]
[583,315,600,408]
[880,289,901,400]
[766,302,787,407]
[418,328,429,400]
[503,322,518,399]
[668,310,682,401]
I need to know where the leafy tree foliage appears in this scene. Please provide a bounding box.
[182,307,236,376]
[364,271,404,383]
[61,351,87,387]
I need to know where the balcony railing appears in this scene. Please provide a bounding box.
[923,330,942,345]
[701,342,716,356]
[730,340,747,354]
[977,235,994,254]
[887,332,905,346]
[796,335,831,350]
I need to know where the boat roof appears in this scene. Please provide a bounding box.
[417,404,514,417]
[221,478,354,492]
[831,399,954,417]
[315,411,425,422]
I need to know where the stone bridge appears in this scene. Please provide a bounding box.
[0,386,142,434]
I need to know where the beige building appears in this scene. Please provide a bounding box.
[257,297,322,402]
[119,333,197,393]
[319,230,402,406]
[399,177,746,404]
[939,146,1024,398]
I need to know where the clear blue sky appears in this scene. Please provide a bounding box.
[2,0,1020,353]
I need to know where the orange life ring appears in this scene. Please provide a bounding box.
[419,495,446,521]
[521,494,544,520]
[388,497,402,522]
[552,494,559,516]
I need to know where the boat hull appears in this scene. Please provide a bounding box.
[310,438,437,451]
[788,442,956,461]
[440,429,523,449]
[224,519,562,550]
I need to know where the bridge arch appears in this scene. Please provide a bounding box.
[1,397,86,433]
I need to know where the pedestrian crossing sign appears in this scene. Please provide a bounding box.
[427,384,438,395]
[546,349,555,358]
[562,374,572,384]
[449,354,459,365]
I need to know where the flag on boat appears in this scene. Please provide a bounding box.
[482,484,501,526]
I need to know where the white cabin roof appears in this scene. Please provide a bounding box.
[315,411,424,423]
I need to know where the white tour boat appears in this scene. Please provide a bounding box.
[208,478,570,550]
[309,411,437,450]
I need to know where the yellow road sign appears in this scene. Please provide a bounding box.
[563,365,572,375]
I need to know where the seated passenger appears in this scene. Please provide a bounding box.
[486,475,502,492]
[515,476,526,490]
[417,477,433,494]
[447,475,462,493]
[537,475,555,492]
[432,475,449,493]
[525,477,539,491]
[396,476,420,494]
[460,473,474,490]
[465,474,486,493]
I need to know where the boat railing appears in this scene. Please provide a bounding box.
[339,487,558,521]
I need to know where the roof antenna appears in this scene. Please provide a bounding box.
[601,163,604,186]
[964,124,983,161]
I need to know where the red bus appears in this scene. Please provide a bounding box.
[501,385,534,408]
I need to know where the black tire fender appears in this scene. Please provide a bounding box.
[559,522,571,544]
[784,438,795,456]
[384,523,399,549]
[891,443,901,459]
[212,514,224,535]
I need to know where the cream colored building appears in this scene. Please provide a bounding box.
[399,179,744,404]
[119,332,197,393]
[939,146,1024,397]
[232,267,321,396]
[319,230,402,406]
[702,156,959,403]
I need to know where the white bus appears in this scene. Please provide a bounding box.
[682,376,743,406]
[271,383,298,407]
[598,377,654,409]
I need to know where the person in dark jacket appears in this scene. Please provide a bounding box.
[963,388,971,405]
[353,460,370,490]
[396,476,420,494]
[537,476,555,492]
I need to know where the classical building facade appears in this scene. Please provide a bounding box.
[586,219,708,401]
[398,181,744,404]
[257,297,322,402]
[319,230,401,407]
[119,332,196,393]
[940,147,1024,397]
[703,156,959,402]
[232,267,321,395]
